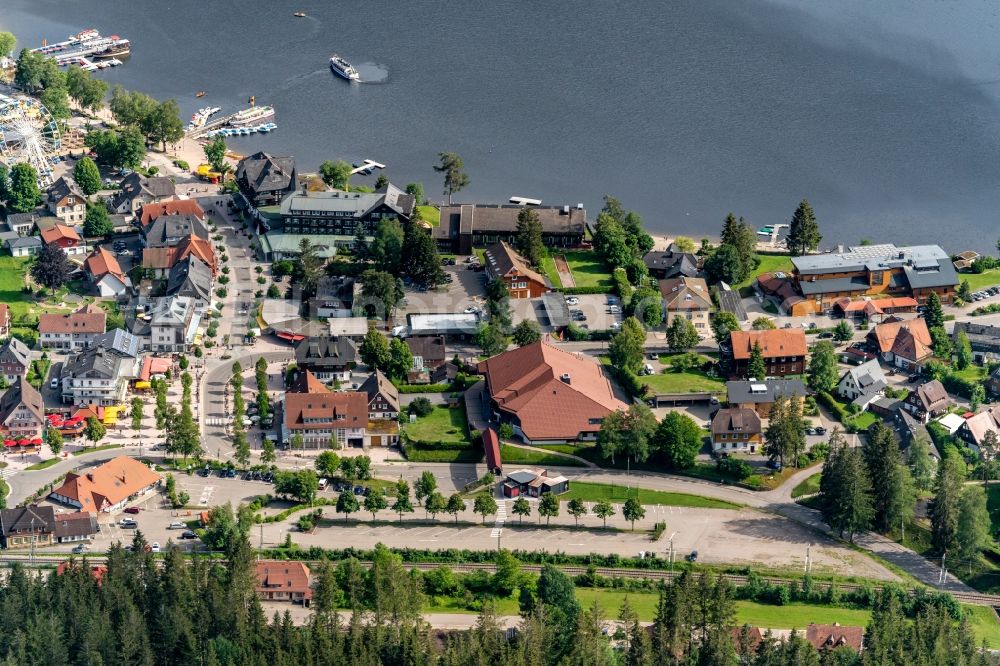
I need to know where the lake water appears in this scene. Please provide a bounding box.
[4,0,1000,251]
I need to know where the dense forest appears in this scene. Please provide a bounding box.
[0,531,993,665]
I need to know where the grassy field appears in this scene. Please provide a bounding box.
[735,254,794,292]
[499,444,585,467]
[958,269,1000,291]
[562,481,741,509]
[951,365,986,383]
[559,250,615,290]
[642,369,727,395]
[401,447,483,463]
[791,473,821,499]
[402,406,469,444]
[417,205,440,227]
[0,256,33,319]
[429,589,1000,647]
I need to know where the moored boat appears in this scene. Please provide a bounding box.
[229,105,275,126]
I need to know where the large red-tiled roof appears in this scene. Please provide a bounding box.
[84,247,126,282]
[141,235,217,274]
[52,456,161,513]
[869,318,932,361]
[40,224,81,245]
[255,561,312,598]
[283,391,367,431]
[730,330,808,360]
[477,341,627,441]
[38,309,106,335]
[138,199,205,227]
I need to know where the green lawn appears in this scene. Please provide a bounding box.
[402,406,470,444]
[73,444,123,456]
[0,256,34,319]
[791,473,821,499]
[540,254,563,288]
[559,250,614,290]
[735,254,794,291]
[417,205,440,227]
[952,365,986,383]
[846,411,877,432]
[958,269,1000,291]
[561,481,741,509]
[499,443,585,467]
[25,458,62,471]
[401,447,483,463]
[642,370,727,395]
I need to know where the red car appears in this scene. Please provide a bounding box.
[123,507,140,514]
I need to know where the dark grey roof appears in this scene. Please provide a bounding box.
[280,185,414,219]
[953,321,1000,352]
[63,345,124,380]
[167,256,213,303]
[0,377,44,425]
[294,335,358,369]
[798,276,870,295]
[841,359,887,395]
[541,292,570,327]
[359,369,400,412]
[6,236,41,249]
[87,329,140,358]
[236,152,296,195]
[315,276,355,309]
[0,505,55,537]
[52,512,99,539]
[0,337,31,370]
[47,176,85,204]
[111,173,176,207]
[896,409,941,459]
[870,396,902,412]
[717,287,748,321]
[433,204,585,240]
[506,470,536,485]
[726,379,806,405]
[143,214,209,247]
[792,244,950,275]
[406,335,446,365]
[903,259,958,289]
[642,249,700,278]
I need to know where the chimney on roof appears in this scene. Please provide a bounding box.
[86,473,94,482]
[560,373,571,385]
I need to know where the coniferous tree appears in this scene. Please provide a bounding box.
[747,341,766,380]
[819,429,873,542]
[924,291,945,329]
[514,206,545,268]
[786,198,822,256]
[930,452,965,556]
[862,422,913,533]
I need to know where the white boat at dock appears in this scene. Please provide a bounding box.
[228,105,275,126]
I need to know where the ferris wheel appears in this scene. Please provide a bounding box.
[0,93,62,189]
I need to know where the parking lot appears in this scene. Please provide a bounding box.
[399,262,487,322]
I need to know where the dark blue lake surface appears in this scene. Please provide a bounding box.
[4,0,1000,251]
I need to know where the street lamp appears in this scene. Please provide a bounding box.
[668,532,677,573]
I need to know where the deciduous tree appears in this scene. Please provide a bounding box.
[609,316,645,374]
[473,492,498,524]
[359,327,391,371]
[512,496,531,523]
[319,160,351,190]
[666,316,699,352]
[73,156,101,195]
[652,411,702,469]
[7,163,40,213]
[622,497,645,530]
[566,498,587,526]
[538,492,560,526]
[30,242,71,289]
[710,311,741,342]
[513,319,542,347]
[593,499,615,527]
[84,202,114,238]
[807,340,839,393]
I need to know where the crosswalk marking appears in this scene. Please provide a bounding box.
[490,499,507,538]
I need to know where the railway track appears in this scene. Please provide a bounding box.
[5,554,998,607]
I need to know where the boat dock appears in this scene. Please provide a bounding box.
[31,29,131,66]
[350,159,385,175]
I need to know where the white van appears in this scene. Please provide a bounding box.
[642,363,655,376]
[318,478,329,491]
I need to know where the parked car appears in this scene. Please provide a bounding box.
[123,507,140,515]
[225,469,237,478]
[685,550,699,562]
[353,486,364,495]
[179,531,198,540]
[120,519,137,529]
[806,427,817,435]
[50,378,59,389]
[818,331,833,339]
[168,522,186,530]
[766,460,782,471]
[72,544,88,554]
[150,542,160,553]
[814,426,827,435]
[908,374,921,384]
[565,297,580,306]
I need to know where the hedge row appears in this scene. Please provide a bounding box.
[555,286,612,296]
[816,391,849,422]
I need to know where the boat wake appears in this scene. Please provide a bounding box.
[354,62,389,84]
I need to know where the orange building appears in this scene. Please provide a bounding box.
[483,242,550,299]
[789,244,957,314]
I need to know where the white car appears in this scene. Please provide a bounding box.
[151,542,160,553]
[463,306,480,314]
[565,297,580,306]
[168,522,185,530]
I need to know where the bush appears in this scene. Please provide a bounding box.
[408,397,434,417]
[716,457,752,480]
[816,392,849,422]
[173,159,190,170]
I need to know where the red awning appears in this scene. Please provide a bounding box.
[3,440,15,448]
[30,438,43,445]
[276,331,306,342]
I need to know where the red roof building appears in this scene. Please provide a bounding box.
[483,428,502,474]
[255,561,312,604]
[50,456,162,513]
[138,199,206,228]
[728,329,808,378]
[477,341,627,443]
[805,623,864,653]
